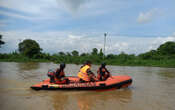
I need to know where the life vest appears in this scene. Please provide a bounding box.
[78,65,90,81]
[100,68,106,76]
[97,67,109,81]
[55,69,65,80]
[47,69,55,77]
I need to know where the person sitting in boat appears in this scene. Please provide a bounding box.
[78,61,97,82]
[48,63,69,84]
[97,62,111,81]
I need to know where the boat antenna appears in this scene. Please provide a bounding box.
[103,33,107,59]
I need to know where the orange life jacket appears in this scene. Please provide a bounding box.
[78,65,90,81]
[97,67,108,80]
[54,69,65,81]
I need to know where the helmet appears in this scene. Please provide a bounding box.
[101,62,106,68]
[85,60,91,65]
[60,63,66,69]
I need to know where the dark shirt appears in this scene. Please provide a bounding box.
[98,67,110,76]
[55,68,65,79]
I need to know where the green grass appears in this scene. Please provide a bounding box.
[1,53,175,68]
[1,58,175,68]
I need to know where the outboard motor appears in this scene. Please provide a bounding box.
[47,69,55,83]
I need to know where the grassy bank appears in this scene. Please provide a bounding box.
[1,56,175,68]
[105,59,175,68]
[1,40,175,68]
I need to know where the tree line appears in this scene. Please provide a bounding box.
[0,35,175,67]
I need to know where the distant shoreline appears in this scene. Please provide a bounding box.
[1,41,175,68]
[1,59,175,68]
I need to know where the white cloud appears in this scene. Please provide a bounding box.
[0,1,174,55]
[137,8,161,24]
[0,0,58,15]
[149,33,175,50]
[0,10,35,21]
[68,34,82,40]
[57,0,125,17]
[0,10,60,22]
[1,30,175,55]
[0,0,64,22]
[0,0,91,19]
[0,0,124,22]
[113,42,129,53]
[56,0,89,14]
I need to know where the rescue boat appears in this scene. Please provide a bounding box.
[31,75,132,91]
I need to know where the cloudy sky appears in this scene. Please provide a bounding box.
[0,0,175,54]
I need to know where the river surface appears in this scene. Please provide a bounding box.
[0,62,175,110]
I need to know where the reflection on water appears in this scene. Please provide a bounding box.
[0,62,175,110]
[18,62,40,71]
[49,91,69,110]
[158,69,175,78]
[75,89,132,110]
[17,62,41,81]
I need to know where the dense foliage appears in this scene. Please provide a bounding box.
[0,35,5,48]
[157,41,175,55]
[0,38,175,67]
[18,39,42,58]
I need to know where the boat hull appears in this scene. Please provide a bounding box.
[31,75,132,91]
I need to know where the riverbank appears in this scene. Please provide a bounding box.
[1,59,175,68]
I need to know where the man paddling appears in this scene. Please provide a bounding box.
[78,61,97,82]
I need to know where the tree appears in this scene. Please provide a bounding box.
[118,52,128,61]
[80,53,88,57]
[107,54,115,59]
[157,41,175,55]
[99,48,104,57]
[0,35,5,48]
[58,52,65,56]
[66,52,71,56]
[91,48,98,55]
[138,50,157,60]
[71,50,79,56]
[18,39,42,58]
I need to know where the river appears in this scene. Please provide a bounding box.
[0,62,175,110]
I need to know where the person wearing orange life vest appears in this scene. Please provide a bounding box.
[78,61,96,82]
[48,63,69,84]
[97,62,111,81]
[55,63,69,84]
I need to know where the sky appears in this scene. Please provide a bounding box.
[0,0,175,55]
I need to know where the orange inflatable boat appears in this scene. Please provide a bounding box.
[31,75,132,91]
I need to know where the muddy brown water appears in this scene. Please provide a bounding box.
[0,62,175,110]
